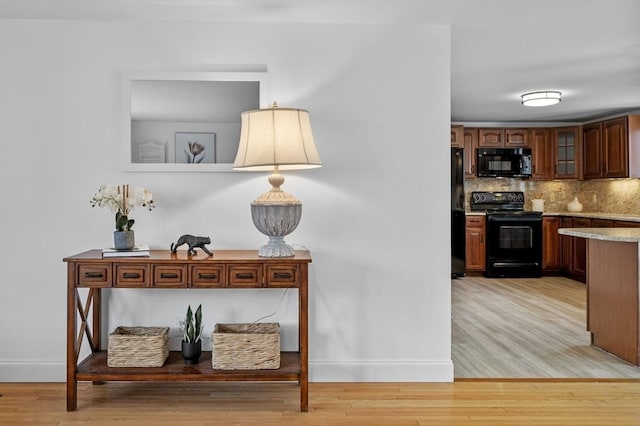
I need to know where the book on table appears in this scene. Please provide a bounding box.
[101,244,150,258]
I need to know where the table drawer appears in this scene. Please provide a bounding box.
[114,264,150,287]
[77,264,112,287]
[228,264,263,288]
[266,265,300,287]
[191,265,225,288]
[153,265,188,288]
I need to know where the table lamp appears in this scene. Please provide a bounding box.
[233,102,322,257]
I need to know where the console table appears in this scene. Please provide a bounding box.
[63,249,311,411]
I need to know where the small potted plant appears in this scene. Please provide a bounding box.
[90,184,155,250]
[180,304,203,365]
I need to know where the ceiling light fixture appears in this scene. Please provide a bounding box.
[521,91,562,107]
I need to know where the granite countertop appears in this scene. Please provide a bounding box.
[558,227,640,242]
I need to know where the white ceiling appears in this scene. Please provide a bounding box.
[2,0,639,123]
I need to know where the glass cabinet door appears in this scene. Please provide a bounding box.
[554,126,580,179]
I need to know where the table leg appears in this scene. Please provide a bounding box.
[299,263,309,412]
[66,263,77,411]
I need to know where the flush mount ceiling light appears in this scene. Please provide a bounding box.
[521,91,562,107]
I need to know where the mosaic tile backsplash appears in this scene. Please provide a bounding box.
[465,178,640,214]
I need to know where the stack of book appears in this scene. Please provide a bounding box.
[101,244,150,258]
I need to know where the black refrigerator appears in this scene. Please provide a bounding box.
[451,147,466,278]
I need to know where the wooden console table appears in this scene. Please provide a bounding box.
[63,249,311,411]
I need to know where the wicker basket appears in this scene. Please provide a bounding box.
[107,326,170,367]
[212,323,280,370]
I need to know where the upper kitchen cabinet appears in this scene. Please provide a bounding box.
[582,115,640,179]
[463,127,478,179]
[554,126,581,179]
[451,125,464,148]
[530,128,553,180]
[477,128,529,148]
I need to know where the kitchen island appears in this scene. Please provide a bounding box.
[558,227,640,365]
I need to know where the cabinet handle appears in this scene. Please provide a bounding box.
[123,273,141,279]
[198,273,217,279]
[273,272,292,280]
[160,273,178,279]
[84,272,104,278]
[235,272,255,280]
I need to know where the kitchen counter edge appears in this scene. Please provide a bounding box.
[558,227,640,242]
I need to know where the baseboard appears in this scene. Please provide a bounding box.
[309,359,454,382]
[0,359,454,383]
[0,360,66,382]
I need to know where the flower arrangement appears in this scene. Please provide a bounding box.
[90,184,155,231]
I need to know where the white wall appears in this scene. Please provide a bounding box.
[0,19,452,382]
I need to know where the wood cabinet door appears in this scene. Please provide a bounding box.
[571,217,591,282]
[478,129,504,147]
[554,126,581,179]
[451,125,464,148]
[583,123,603,179]
[592,219,614,228]
[463,128,478,179]
[602,117,628,178]
[505,128,529,147]
[542,217,561,271]
[530,128,553,180]
[465,216,485,271]
[560,217,572,273]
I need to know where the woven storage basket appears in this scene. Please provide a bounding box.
[212,323,280,370]
[107,326,169,367]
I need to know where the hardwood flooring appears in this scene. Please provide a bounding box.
[1,381,639,425]
[452,274,640,378]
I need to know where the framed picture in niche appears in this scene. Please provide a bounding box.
[175,132,216,164]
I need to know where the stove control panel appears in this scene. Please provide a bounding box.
[471,191,525,211]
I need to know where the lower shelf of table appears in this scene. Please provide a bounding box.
[75,351,301,382]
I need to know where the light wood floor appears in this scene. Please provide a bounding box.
[453,274,640,378]
[1,381,639,425]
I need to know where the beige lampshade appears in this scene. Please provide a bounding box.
[233,104,322,171]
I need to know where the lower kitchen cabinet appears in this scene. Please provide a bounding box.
[465,216,485,271]
[570,217,591,283]
[560,217,573,273]
[542,217,562,272]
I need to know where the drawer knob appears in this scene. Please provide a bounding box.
[84,272,104,278]
[160,273,179,279]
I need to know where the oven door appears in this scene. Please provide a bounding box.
[485,213,542,277]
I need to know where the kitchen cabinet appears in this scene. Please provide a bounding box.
[554,126,581,179]
[530,128,553,180]
[478,128,529,148]
[542,216,561,272]
[465,216,485,271]
[582,116,639,179]
[451,125,464,148]
[592,219,614,228]
[560,217,573,273]
[463,128,478,179]
[570,217,591,282]
[602,117,628,177]
[583,123,602,179]
[614,221,640,228]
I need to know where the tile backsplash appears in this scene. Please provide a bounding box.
[465,178,640,214]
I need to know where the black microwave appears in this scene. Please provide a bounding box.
[477,148,532,178]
